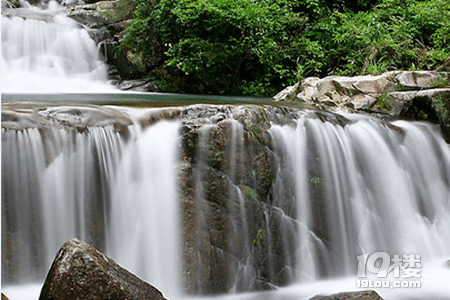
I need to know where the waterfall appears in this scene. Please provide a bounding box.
[3,105,450,299]
[4,106,450,299]
[1,1,115,93]
[1,125,123,282]
[1,119,183,299]
[107,121,182,297]
[4,1,449,300]
[269,116,450,284]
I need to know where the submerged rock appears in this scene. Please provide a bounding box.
[39,238,167,300]
[309,290,384,300]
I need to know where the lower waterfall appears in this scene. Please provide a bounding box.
[1,118,182,298]
[2,106,450,299]
[270,116,450,280]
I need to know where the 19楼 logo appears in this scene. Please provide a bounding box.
[357,252,422,289]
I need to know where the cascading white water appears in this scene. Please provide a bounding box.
[1,1,116,93]
[269,115,450,297]
[107,120,182,298]
[1,119,183,299]
[1,125,124,282]
[3,110,450,299]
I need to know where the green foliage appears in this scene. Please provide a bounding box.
[122,0,450,95]
[310,177,326,187]
[376,92,393,113]
[240,184,258,201]
[253,229,267,246]
[310,0,450,76]
[123,0,308,95]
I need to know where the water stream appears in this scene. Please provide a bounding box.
[2,2,450,300]
[1,1,115,93]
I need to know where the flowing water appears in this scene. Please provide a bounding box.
[2,2,450,300]
[1,1,115,93]
[3,110,450,299]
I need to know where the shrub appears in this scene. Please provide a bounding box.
[121,0,450,95]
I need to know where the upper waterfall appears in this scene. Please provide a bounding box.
[1,1,116,93]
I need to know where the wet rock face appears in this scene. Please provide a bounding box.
[177,105,327,294]
[39,238,168,300]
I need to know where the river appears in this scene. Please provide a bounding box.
[2,2,450,300]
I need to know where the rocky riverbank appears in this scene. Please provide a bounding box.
[274,70,450,142]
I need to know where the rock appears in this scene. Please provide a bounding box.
[309,290,384,300]
[391,88,450,102]
[67,1,117,21]
[118,79,161,92]
[274,71,450,139]
[100,37,147,81]
[352,73,396,95]
[350,94,377,110]
[68,12,109,28]
[1,104,134,132]
[177,105,309,294]
[39,238,168,300]
[396,71,449,89]
[1,293,10,300]
[297,77,323,102]
[273,83,299,101]
[317,76,359,97]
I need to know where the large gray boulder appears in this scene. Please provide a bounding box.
[39,238,168,300]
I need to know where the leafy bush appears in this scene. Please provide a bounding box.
[307,0,450,76]
[124,0,308,95]
[121,0,450,95]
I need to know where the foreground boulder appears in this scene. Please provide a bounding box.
[39,238,167,300]
[309,290,384,300]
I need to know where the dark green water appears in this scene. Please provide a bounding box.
[2,92,270,106]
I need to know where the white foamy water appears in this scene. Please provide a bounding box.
[269,117,450,282]
[4,260,450,300]
[1,1,116,93]
[3,108,450,299]
[107,120,182,298]
[1,118,183,299]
